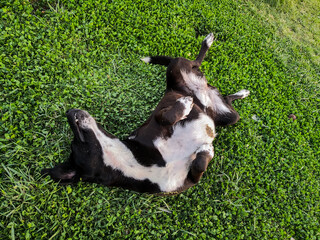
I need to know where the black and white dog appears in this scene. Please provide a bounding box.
[42,33,249,194]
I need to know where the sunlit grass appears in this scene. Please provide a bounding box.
[247,0,320,66]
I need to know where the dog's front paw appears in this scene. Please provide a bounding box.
[204,33,214,48]
[234,89,250,99]
[196,144,214,158]
[177,96,194,119]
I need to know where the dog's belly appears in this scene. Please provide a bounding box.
[94,114,215,192]
[152,113,215,191]
[153,114,215,163]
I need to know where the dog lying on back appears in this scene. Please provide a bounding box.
[42,33,250,194]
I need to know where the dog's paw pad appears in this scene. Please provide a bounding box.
[196,144,214,158]
[235,89,250,99]
[177,96,194,118]
[204,33,214,48]
[141,57,151,63]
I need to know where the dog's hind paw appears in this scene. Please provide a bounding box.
[233,89,250,99]
[204,33,214,48]
[196,144,214,158]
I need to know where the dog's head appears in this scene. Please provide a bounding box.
[42,109,114,183]
[66,109,118,169]
[66,109,102,161]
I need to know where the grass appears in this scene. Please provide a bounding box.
[252,0,319,63]
[246,0,320,96]
[0,0,319,239]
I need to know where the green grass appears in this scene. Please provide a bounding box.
[1,0,319,239]
[246,0,320,94]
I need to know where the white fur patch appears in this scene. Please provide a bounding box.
[205,33,214,48]
[81,113,215,192]
[177,96,193,119]
[61,171,76,179]
[128,135,135,140]
[141,57,151,63]
[232,89,250,99]
[208,88,231,113]
[181,70,231,114]
[196,144,214,158]
[78,113,94,128]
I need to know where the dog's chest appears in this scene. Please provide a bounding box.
[181,71,230,114]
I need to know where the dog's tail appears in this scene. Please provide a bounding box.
[141,56,173,66]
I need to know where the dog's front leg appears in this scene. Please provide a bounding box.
[155,96,193,125]
[41,161,79,184]
[194,33,214,66]
[188,144,214,183]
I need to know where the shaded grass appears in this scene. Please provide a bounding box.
[1,0,319,239]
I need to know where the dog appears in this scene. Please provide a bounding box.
[41,33,250,194]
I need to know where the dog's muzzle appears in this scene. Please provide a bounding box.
[66,109,91,142]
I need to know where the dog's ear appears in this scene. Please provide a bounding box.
[41,163,79,184]
[141,56,173,66]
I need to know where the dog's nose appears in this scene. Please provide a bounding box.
[66,109,77,115]
[66,109,78,114]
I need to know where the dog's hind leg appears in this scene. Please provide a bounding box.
[225,89,250,104]
[194,33,214,66]
[188,144,214,183]
[155,96,193,125]
[213,89,250,126]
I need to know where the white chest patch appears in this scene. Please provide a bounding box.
[181,70,230,114]
[81,114,215,192]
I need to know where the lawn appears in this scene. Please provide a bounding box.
[1,0,319,239]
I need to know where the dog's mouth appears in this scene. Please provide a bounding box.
[73,113,85,142]
[74,112,80,126]
[67,109,87,143]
